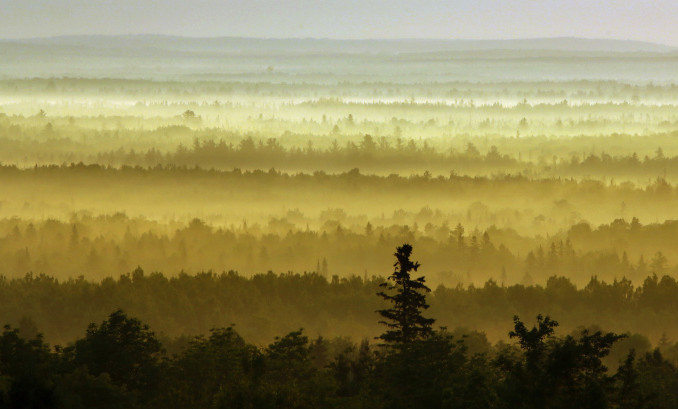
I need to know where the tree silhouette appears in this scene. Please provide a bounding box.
[509,314,558,363]
[376,244,435,346]
[500,315,624,409]
[70,310,163,397]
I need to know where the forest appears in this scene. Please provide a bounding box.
[3,245,678,409]
[2,35,678,407]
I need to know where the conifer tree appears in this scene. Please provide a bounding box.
[376,244,435,346]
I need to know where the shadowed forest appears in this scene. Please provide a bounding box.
[3,36,678,407]
[5,246,678,409]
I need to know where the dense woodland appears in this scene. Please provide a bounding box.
[6,266,678,349]
[3,38,678,407]
[4,246,678,409]
[0,163,677,241]
[0,213,677,286]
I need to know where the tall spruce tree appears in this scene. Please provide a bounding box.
[376,244,435,346]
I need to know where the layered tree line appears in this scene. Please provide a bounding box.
[4,78,677,100]
[0,213,676,286]
[5,117,678,182]
[2,245,678,409]
[102,136,678,182]
[3,52,678,408]
[5,263,678,354]
[5,76,678,177]
[0,163,677,241]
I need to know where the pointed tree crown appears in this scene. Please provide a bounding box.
[376,244,435,346]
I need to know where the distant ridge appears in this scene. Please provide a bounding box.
[3,35,676,54]
[2,35,678,82]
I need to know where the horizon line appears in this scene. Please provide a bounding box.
[0,33,675,47]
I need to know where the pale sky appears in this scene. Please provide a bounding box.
[2,0,677,46]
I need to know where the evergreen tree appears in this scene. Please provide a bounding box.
[376,244,435,346]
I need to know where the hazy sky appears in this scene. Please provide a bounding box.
[2,0,678,45]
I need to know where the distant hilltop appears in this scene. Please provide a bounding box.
[2,35,676,55]
[2,35,677,81]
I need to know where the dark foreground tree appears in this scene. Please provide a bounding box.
[496,315,625,409]
[376,244,435,346]
[0,325,56,408]
[68,310,163,403]
[373,245,495,409]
